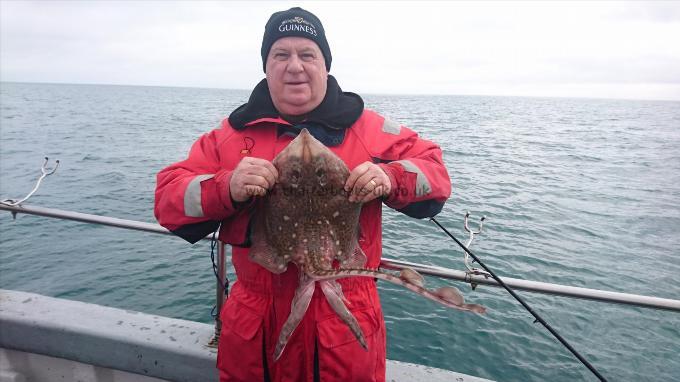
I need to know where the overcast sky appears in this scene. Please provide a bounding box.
[2,1,679,101]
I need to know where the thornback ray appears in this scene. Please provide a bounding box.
[248,128,485,361]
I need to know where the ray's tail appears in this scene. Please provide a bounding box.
[312,268,486,314]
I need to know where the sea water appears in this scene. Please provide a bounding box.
[1,82,679,381]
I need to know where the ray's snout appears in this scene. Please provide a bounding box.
[299,128,313,163]
[277,128,327,166]
[298,128,312,139]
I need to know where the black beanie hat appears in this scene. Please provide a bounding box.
[261,7,332,72]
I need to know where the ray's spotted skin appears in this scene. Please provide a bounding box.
[249,129,485,361]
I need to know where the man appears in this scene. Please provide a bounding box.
[155,7,451,382]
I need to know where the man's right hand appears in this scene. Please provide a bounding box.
[229,157,279,202]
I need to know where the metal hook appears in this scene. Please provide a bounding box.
[462,211,490,285]
[1,157,60,209]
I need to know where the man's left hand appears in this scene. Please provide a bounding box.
[344,161,391,203]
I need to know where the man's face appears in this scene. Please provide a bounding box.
[266,37,328,117]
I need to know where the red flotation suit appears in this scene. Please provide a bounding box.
[155,96,451,381]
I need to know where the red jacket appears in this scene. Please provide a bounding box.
[155,109,451,382]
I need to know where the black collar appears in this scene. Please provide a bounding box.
[228,75,364,131]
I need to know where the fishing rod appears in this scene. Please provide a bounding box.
[430,217,608,382]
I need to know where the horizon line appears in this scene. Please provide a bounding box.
[2,79,678,103]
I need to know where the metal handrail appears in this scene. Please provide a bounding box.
[380,259,680,312]
[0,203,189,238]
[0,203,226,343]
[2,203,679,313]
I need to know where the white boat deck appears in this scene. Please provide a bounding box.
[0,289,493,382]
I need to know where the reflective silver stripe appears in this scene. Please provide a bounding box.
[395,160,432,197]
[184,174,214,218]
[382,118,401,135]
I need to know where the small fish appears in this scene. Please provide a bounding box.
[249,129,485,361]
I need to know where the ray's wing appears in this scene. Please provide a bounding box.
[249,242,288,274]
[249,208,289,274]
[339,242,367,269]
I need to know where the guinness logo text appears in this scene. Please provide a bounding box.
[279,17,318,37]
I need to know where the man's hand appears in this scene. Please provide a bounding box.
[344,161,391,203]
[229,157,279,203]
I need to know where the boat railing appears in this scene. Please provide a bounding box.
[2,203,679,343]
